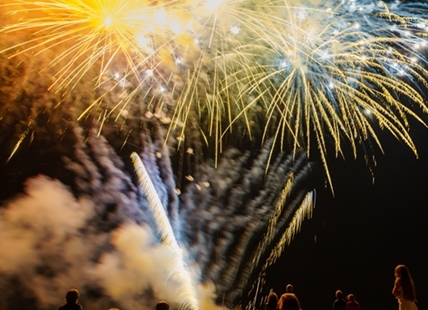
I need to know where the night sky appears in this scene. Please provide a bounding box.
[266,119,428,310]
[2,1,428,309]
[1,89,427,310]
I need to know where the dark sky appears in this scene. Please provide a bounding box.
[266,120,428,310]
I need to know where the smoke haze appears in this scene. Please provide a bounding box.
[0,3,316,309]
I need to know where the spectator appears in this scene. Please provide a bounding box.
[58,289,83,310]
[278,293,301,310]
[392,264,418,310]
[265,292,278,310]
[345,294,360,310]
[333,290,346,310]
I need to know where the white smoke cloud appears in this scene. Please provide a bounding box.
[0,175,95,308]
[0,175,92,274]
[0,175,222,310]
[94,223,181,309]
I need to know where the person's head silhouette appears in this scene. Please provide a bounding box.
[156,301,170,310]
[65,289,79,304]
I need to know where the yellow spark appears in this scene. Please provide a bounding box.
[6,127,31,164]
[1,0,428,189]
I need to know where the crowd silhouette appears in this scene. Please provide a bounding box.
[260,265,418,310]
[262,284,362,310]
[57,264,417,310]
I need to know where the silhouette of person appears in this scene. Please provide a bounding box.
[265,292,278,310]
[333,290,346,310]
[156,301,170,310]
[286,284,294,293]
[278,293,301,310]
[345,294,360,310]
[58,289,83,310]
[392,264,418,310]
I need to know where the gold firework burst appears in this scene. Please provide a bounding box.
[2,0,428,188]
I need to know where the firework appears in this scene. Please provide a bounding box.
[0,1,318,303]
[177,144,315,307]
[2,0,428,303]
[131,151,199,310]
[0,104,316,309]
[234,0,428,187]
[2,0,428,187]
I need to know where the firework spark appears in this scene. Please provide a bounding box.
[2,0,428,186]
[2,0,428,308]
[1,0,190,87]
[232,0,428,187]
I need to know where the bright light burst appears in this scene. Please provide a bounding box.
[237,0,428,187]
[2,0,428,186]
[0,0,195,92]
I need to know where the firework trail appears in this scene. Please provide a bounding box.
[0,111,315,310]
[2,0,428,308]
[0,34,316,309]
[179,145,316,306]
[0,126,188,310]
[131,152,199,310]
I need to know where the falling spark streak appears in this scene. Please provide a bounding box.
[246,190,315,310]
[6,126,31,164]
[252,176,295,268]
[270,190,315,263]
[131,152,199,310]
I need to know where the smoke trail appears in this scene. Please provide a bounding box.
[0,5,317,309]
[0,103,316,310]
[0,122,202,309]
[0,175,185,309]
[131,152,199,310]
[179,144,316,307]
